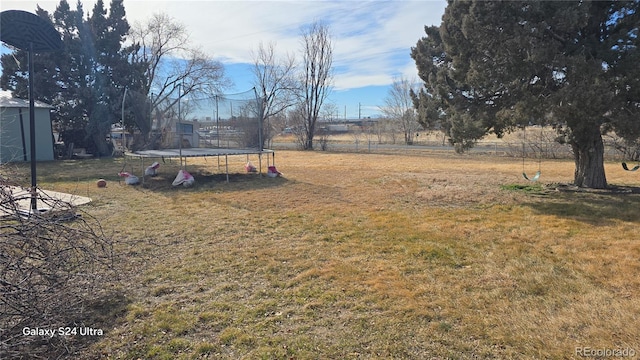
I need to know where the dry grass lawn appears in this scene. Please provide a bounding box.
[8,149,640,359]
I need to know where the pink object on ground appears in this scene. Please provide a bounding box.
[172,169,195,187]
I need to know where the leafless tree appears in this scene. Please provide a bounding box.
[380,77,420,145]
[251,42,298,149]
[321,102,339,122]
[606,133,640,162]
[298,21,333,150]
[378,118,399,144]
[129,12,229,141]
[350,124,363,151]
[316,103,338,151]
[287,104,308,150]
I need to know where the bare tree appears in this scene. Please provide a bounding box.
[287,104,308,150]
[380,77,420,145]
[378,118,399,144]
[317,102,338,151]
[321,102,339,122]
[298,21,333,150]
[251,42,298,148]
[129,12,229,143]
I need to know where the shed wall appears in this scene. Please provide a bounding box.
[0,107,54,163]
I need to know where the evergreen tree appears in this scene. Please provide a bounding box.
[53,0,91,141]
[84,0,132,156]
[1,0,145,156]
[103,0,149,147]
[412,1,640,188]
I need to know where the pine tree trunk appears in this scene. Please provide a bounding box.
[572,128,607,189]
[91,132,110,157]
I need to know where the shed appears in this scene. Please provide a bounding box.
[0,90,54,163]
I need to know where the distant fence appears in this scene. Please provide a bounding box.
[271,135,631,162]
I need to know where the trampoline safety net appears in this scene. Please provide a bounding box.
[153,88,265,151]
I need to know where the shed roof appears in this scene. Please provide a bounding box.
[0,90,52,109]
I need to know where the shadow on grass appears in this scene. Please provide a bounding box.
[521,184,640,225]
[134,162,289,193]
[9,158,289,193]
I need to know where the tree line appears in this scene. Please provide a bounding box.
[1,0,231,156]
[6,1,635,188]
[2,0,136,156]
[1,0,335,155]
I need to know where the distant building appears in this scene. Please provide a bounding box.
[170,121,200,148]
[0,90,55,163]
[326,124,349,132]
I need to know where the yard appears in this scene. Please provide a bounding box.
[5,149,640,359]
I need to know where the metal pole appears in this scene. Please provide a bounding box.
[254,87,264,151]
[216,95,220,148]
[28,43,37,211]
[225,154,229,183]
[121,87,128,151]
[177,83,183,169]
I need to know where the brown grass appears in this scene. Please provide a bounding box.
[8,150,640,359]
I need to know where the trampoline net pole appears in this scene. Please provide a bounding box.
[225,155,229,183]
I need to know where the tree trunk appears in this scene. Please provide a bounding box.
[305,136,314,150]
[91,132,111,157]
[305,119,315,150]
[572,127,607,189]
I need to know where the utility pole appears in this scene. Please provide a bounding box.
[358,102,361,120]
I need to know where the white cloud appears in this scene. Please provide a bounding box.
[2,0,446,91]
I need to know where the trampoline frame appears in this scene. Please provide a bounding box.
[124,148,275,184]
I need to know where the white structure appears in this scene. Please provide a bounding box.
[0,90,54,163]
[172,120,200,148]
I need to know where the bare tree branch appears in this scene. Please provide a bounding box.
[129,12,229,135]
[251,41,299,148]
[0,182,114,358]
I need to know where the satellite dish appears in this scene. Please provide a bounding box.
[1,10,62,211]
[1,10,62,52]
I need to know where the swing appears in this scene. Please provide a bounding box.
[521,126,542,182]
[621,162,640,172]
[522,169,541,182]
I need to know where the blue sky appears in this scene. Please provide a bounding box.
[1,0,447,118]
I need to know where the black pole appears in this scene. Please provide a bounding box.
[1,10,63,212]
[29,42,37,211]
[18,108,27,161]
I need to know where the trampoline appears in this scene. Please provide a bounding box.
[125,148,275,184]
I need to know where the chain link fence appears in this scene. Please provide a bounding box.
[273,129,637,162]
